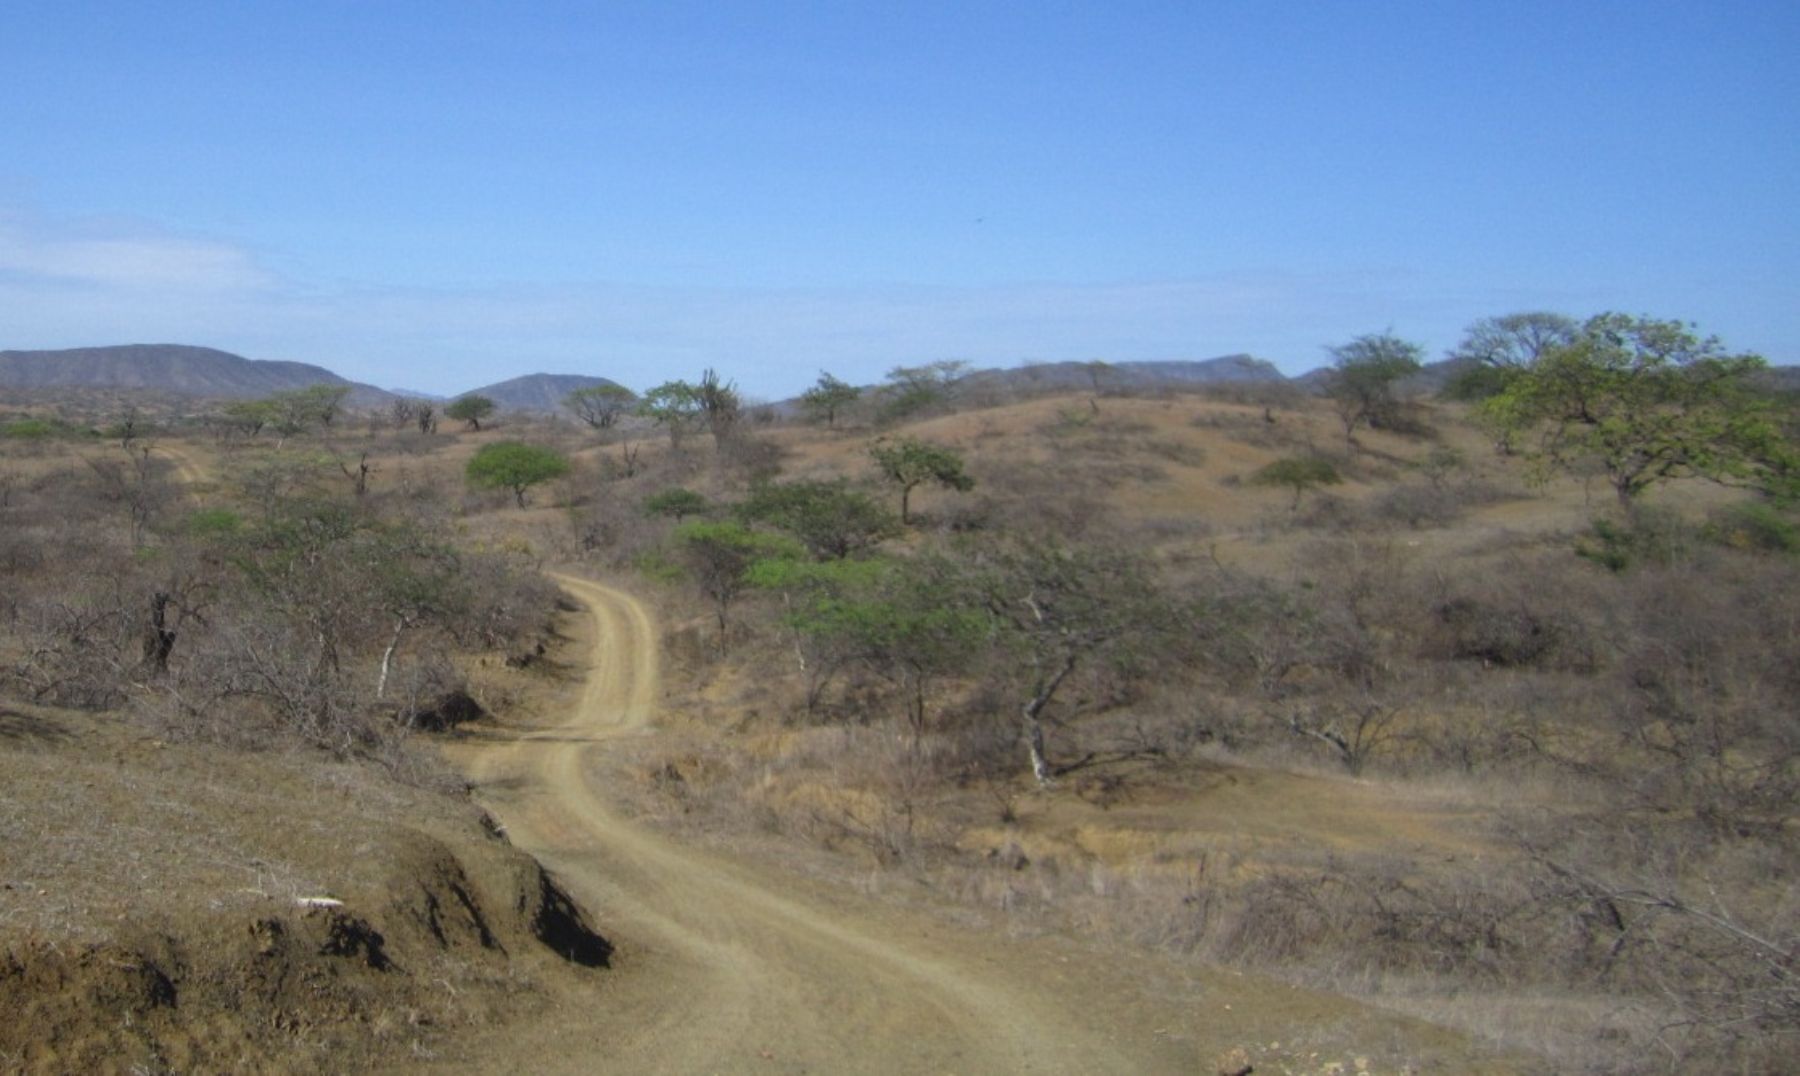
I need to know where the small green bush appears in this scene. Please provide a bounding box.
[2,419,56,440]
[1705,502,1798,555]
[632,548,684,584]
[1251,455,1342,508]
[185,508,244,538]
[465,441,570,507]
[643,487,709,521]
[1576,509,1700,572]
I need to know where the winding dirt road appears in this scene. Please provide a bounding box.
[149,443,208,487]
[449,575,1497,1074]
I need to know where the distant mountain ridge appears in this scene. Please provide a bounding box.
[460,372,631,414]
[962,355,1284,397]
[0,344,394,408]
[13,342,1790,412]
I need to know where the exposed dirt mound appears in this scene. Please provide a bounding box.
[0,706,610,1073]
[525,867,613,968]
[1,841,609,1074]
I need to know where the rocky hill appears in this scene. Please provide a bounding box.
[961,355,1284,397]
[0,344,393,408]
[460,372,631,414]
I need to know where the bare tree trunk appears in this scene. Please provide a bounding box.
[1021,654,1079,785]
[376,616,407,700]
[340,452,372,496]
[1024,712,1051,784]
[909,672,926,753]
[143,591,176,675]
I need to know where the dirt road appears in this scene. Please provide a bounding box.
[150,443,208,486]
[449,575,1501,1074]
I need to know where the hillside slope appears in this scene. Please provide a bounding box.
[0,344,394,408]
[922,355,1287,400]
[462,373,631,414]
[434,574,1510,1074]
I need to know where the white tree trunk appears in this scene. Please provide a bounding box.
[376,616,407,700]
[1024,714,1052,785]
[1021,653,1080,786]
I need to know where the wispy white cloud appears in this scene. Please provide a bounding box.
[3,205,1652,396]
[0,211,274,292]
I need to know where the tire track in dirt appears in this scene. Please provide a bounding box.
[458,573,1174,1074]
[149,443,207,487]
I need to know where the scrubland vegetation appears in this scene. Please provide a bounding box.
[2,311,1796,1072]
[550,320,1797,1073]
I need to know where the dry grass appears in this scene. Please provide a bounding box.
[575,389,1799,1073]
[5,387,1793,1072]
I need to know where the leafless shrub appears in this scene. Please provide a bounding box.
[1196,381,1305,410]
[1187,408,1288,447]
[1605,562,1800,835]
[1144,438,1206,467]
[1208,857,1539,981]
[1366,400,1436,439]
[1286,491,1360,531]
[713,431,787,487]
[6,592,136,707]
[1402,673,1557,775]
[970,457,1119,541]
[1285,693,1404,775]
[1420,554,1602,672]
[1511,817,1800,1069]
[143,606,369,752]
[1432,593,1594,670]
[454,552,562,655]
[1368,483,1467,528]
[727,726,963,867]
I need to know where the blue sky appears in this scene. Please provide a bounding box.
[2,1,1796,397]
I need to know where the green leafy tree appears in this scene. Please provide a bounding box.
[636,380,703,448]
[1480,313,1784,509]
[800,372,862,429]
[1251,456,1343,509]
[673,521,801,643]
[695,368,741,449]
[221,398,277,437]
[222,385,350,443]
[868,437,975,524]
[643,486,709,522]
[465,441,570,507]
[958,541,1172,784]
[746,556,888,711]
[564,384,636,430]
[234,449,333,520]
[446,395,496,431]
[293,384,351,428]
[881,360,968,420]
[1325,331,1424,443]
[753,555,982,738]
[738,479,901,559]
